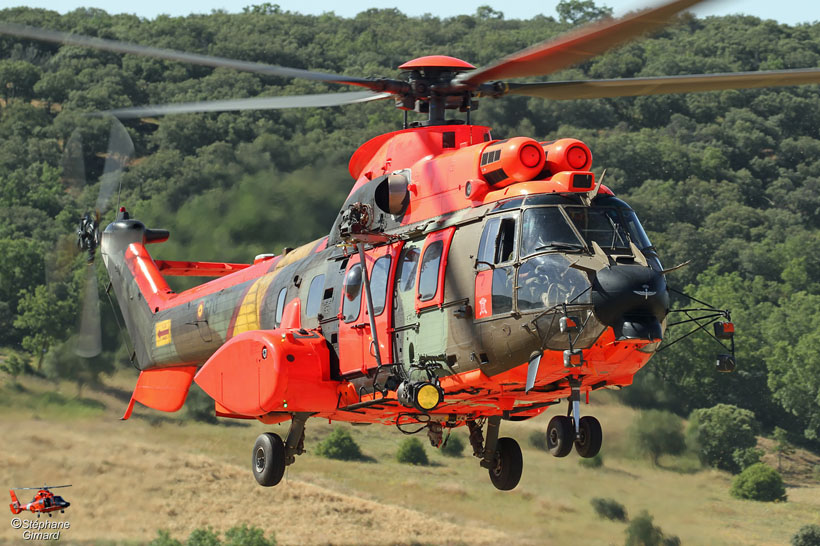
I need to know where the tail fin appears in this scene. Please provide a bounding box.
[9,490,21,514]
[100,213,172,370]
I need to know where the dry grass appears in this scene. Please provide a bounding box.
[1,374,819,545]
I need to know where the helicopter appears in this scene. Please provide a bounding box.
[8,485,71,517]
[1,0,816,491]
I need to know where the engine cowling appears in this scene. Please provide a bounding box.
[194,329,339,416]
[541,138,593,175]
[479,136,546,186]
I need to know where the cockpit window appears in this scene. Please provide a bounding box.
[621,209,653,250]
[594,196,654,250]
[565,206,631,250]
[521,208,584,256]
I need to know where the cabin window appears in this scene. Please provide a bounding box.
[306,274,325,318]
[477,217,500,269]
[478,215,517,267]
[396,247,420,293]
[492,267,514,314]
[418,241,443,302]
[343,264,362,323]
[371,256,391,316]
[274,287,287,326]
[495,217,517,263]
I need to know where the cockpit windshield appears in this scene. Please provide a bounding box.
[521,208,584,256]
[520,198,653,255]
[564,206,631,250]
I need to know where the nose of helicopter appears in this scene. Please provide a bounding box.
[591,264,668,341]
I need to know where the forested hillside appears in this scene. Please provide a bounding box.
[0,2,818,444]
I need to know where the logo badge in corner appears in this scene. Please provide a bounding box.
[155,320,172,347]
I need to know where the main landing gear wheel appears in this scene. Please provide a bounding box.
[547,415,575,457]
[253,432,286,487]
[489,437,523,491]
[574,416,603,458]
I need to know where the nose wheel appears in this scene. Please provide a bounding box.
[546,415,575,457]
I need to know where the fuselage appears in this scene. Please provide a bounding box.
[103,123,669,424]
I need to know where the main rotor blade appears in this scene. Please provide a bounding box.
[458,0,708,86]
[75,266,101,359]
[0,22,382,91]
[101,91,393,119]
[504,67,820,100]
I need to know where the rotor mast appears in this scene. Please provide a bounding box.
[397,56,477,126]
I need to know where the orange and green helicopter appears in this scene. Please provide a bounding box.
[3,0,814,490]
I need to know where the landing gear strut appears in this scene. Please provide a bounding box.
[545,389,603,459]
[252,412,311,487]
[467,417,524,491]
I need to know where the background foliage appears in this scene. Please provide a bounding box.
[0,1,818,442]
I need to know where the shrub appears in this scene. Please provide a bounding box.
[187,528,221,546]
[184,383,217,424]
[397,437,429,465]
[629,410,685,464]
[590,497,627,521]
[732,447,763,471]
[529,430,548,451]
[224,524,276,546]
[152,525,276,546]
[579,452,604,468]
[440,432,465,457]
[730,463,787,502]
[150,530,182,546]
[314,427,365,461]
[624,511,680,546]
[688,404,758,473]
[791,524,820,546]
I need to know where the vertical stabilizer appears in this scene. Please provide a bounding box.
[9,490,22,514]
[100,212,172,370]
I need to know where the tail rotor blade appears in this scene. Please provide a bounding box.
[96,118,134,214]
[75,266,102,358]
[61,129,85,198]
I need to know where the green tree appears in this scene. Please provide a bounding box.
[629,410,686,465]
[556,0,613,25]
[14,283,77,368]
[791,524,820,546]
[0,59,41,101]
[765,293,820,441]
[773,427,795,471]
[687,404,759,473]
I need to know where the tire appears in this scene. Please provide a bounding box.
[546,415,575,457]
[489,437,523,491]
[575,416,603,458]
[252,432,286,487]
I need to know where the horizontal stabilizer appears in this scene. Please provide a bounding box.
[121,366,197,419]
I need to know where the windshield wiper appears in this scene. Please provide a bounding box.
[534,242,586,252]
